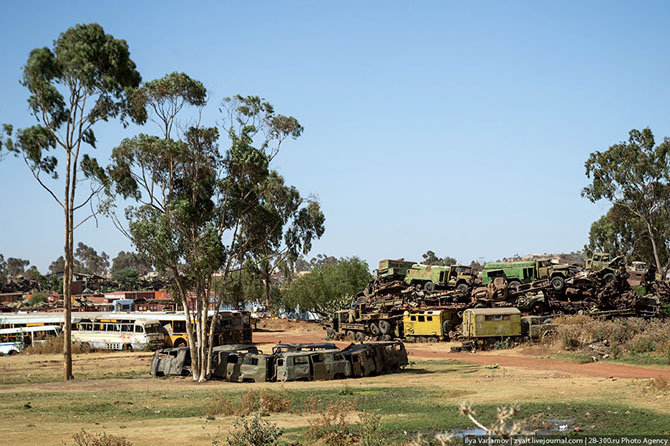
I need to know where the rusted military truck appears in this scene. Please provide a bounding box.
[481,258,575,291]
[403,264,476,293]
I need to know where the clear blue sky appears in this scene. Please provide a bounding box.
[1,1,669,272]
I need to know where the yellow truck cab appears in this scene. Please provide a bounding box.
[402,309,459,342]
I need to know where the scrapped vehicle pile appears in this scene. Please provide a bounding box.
[150,341,408,382]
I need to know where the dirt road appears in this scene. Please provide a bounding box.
[253,330,670,380]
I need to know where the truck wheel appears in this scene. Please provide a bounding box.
[551,276,565,291]
[355,331,365,342]
[603,272,616,283]
[173,338,187,348]
[378,320,391,335]
[457,283,469,293]
[508,280,521,291]
[369,322,380,336]
[424,281,435,293]
[381,334,392,341]
[346,331,356,340]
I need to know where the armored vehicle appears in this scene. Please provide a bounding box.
[481,258,573,291]
[404,264,475,293]
[275,349,351,381]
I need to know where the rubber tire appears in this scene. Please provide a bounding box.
[355,331,365,342]
[369,322,380,336]
[424,281,435,293]
[381,334,392,341]
[551,276,565,291]
[346,331,356,340]
[508,280,521,291]
[457,283,469,293]
[378,320,391,335]
[124,344,133,352]
[173,338,187,348]
[603,273,616,283]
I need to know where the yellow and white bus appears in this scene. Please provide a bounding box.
[0,326,62,355]
[73,317,164,351]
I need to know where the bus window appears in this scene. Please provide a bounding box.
[122,324,133,332]
[135,325,143,333]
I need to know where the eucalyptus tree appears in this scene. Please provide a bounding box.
[6,24,142,380]
[583,128,670,274]
[110,75,322,381]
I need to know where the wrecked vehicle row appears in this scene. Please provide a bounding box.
[150,341,408,382]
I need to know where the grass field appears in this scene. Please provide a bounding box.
[2,347,670,446]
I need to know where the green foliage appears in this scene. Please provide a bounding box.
[5,257,29,277]
[28,292,48,306]
[359,411,384,446]
[112,267,140,289]
[75,242,109,275]
[281,257,372,315]
[226,413,283,446]
[111,251,152,276]
[421,250,457,266]
[583,128,670,272]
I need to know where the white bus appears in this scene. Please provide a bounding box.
[72,318,164,351]
[0,326,62,355]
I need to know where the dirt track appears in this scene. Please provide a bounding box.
[253,329,670,380]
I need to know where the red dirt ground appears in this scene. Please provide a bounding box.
[253,330,670,380]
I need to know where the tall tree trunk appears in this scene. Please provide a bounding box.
[645,219,663,274]
[63,153,73,381]
[265,271,271,309]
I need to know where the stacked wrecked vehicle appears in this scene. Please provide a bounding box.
[328,256,670,343]
[150,341,408,382]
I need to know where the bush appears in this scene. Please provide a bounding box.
[306,399,353,446]
[206,390,291,417]
[359,411,384,446]
[226,413,283,446]
[28,292,47,307]
[71,430,132,446]
[23,335,91,355]
[551,316,670,361]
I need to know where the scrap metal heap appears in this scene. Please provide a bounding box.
[359,259,669,319]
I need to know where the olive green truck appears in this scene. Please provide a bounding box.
[480,258,575,291]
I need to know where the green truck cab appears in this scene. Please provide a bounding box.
[584,253,625,282]
[377,259,415,281]
[403,263,475,293]
[481,258,572,291]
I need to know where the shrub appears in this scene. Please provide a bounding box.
[206,390,291,418]
[71,430,132,446]
[226,413,283,446]
[306,399,353,446]
[23,335,91,355]
[359,411,384,446]
[241,389,291,414]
